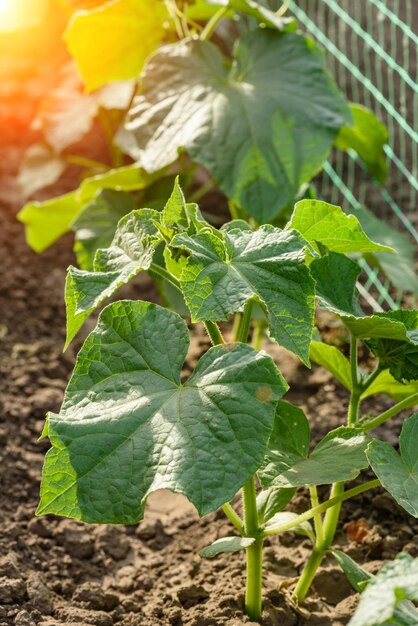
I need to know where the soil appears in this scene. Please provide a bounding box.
[1,16,418,626]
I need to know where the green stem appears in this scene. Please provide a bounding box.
[222,503,245,535]
[204,321,225,346]
[348,335,360,426]
[242,477,263,621]
[363,392,418,431]
[309,486,324,546]
[188,179,215,203]
[359,364,382,394]
[322,481,344,544]
[251,321,266,351]
[149,263,181,289]
[200,7,228,41]
[293,548,324,604]
[262,479,380,538]
[64,155,109,171]
[236,301,254,343]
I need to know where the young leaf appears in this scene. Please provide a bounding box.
[206,0,296,30]
[18,191,84,253]
[118,30,350,222]
[288,199,394,254]
[310,252,362,316]
[72,189,137,270]
[362,370,418,402]
[172,226,315,364]
[199,536,255,559]
[259,402,370,488]
[330,549,372,592]
[65,209,160,348]
[264,512,315,542]
[348,553,418,626]
[309,342,352,391]
[38,301,287,523]
[367,413,418,517]
[256,487,296,524]
[334,103,388,183]
[18,165,158,253]
[64,0,167,92]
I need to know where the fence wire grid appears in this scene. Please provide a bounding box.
[288,0,418,309]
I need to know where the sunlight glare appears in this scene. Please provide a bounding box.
[0,0,46,33]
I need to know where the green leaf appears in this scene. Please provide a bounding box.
[362,370,418,402]
[342,310,418,342]
[64,0,167,92]
[334,103,388,183]
[259,402,370,488]
[355,207,418,295]
[264,511,315,542]
[367,338,418,384]
[65,209,160,348]
[18,165,158,253]
[310,252,362,316]
[72,190,137,270]
[18,191,84,253]
[206,0,296,30]
[309,342,352,391]
[172,226,315,364]
[289,199,394,254]
[199,536,255,559]
[256,487,296,524]
[330,549,372,593]
[18,143,66,198]
[367,413,418,518]
[38,301,287,523]
[348,553,418,626]
[118,30,350,222]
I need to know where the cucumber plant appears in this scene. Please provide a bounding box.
[19,0,407,292]
[37,181,418,621]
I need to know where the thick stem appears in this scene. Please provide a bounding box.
[293,549,324,604]
[204,321,225,346]
[348,335,360,425]
[309,486,324,546]
[322,482,344,543]
[363,392,418,431]
[251,321,266,351]
[242,478,263,621]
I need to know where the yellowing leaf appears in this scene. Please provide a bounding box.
[65,0,168,92]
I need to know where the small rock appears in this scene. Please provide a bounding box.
[136,519,171,550]
[95,526,130,561]
[72,582,119,611]
[14,610,35,626]
[27,518,52,539]
[26,575,53,614]
[177,585,209,609]
[313,567,352,605]
[55,607,113,626]
[55,521,94,559]
[0,555,26,604]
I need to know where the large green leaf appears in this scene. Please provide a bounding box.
[65,209,159,349]
[72,189,137,270]
[38,301,286,523]
[118,30,350,222]
[367,413,418,517]
[288,200,394,254]
[334,103,388,183]
[348,553,418,626]
[172,226,315,364]
[363,370,418,402]
[259,401,370,488]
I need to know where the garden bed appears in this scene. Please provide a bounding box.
[0,185,416,626]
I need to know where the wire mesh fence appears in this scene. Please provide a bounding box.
[288,0,418,309]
